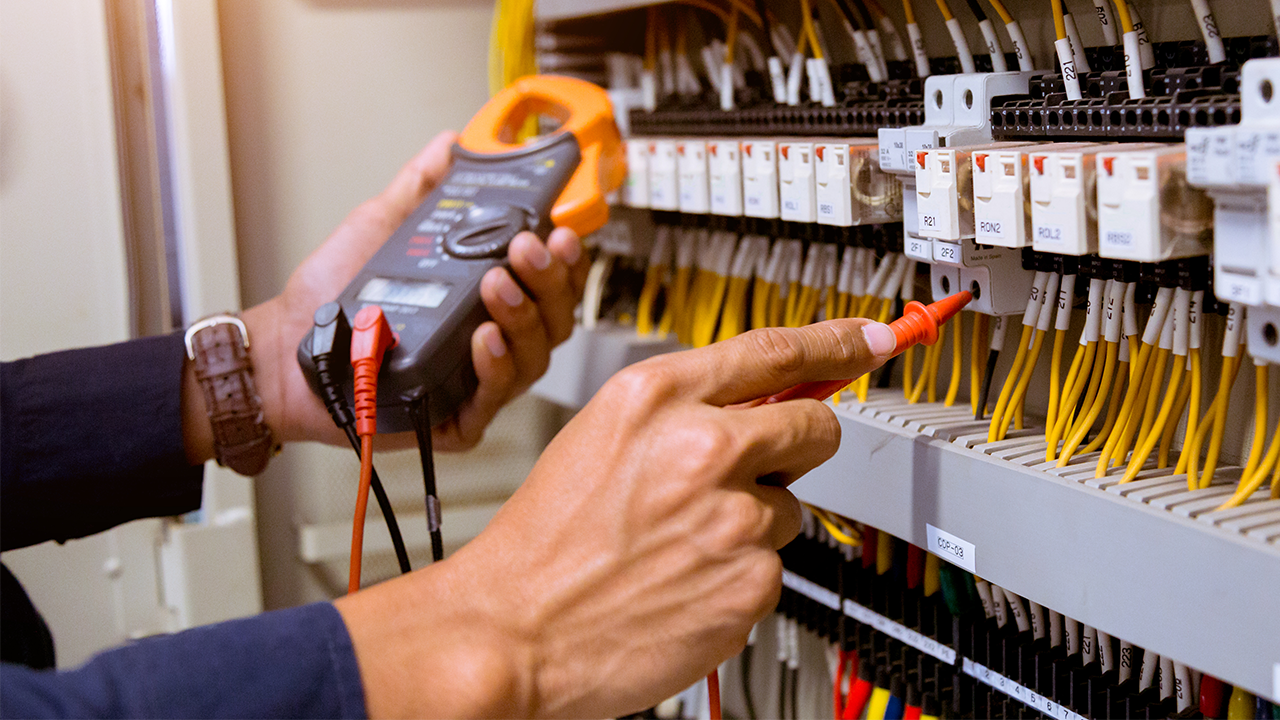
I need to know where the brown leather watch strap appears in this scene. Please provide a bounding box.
[184,315,280,475]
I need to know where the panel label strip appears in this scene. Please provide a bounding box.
[963,658,1090,720]
[781,570,958,664]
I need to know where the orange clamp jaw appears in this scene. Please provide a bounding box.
[457,75,625,238]
[762,291,973,405]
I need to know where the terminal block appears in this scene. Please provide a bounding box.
[1096,145,1213,263]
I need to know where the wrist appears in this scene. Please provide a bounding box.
[335,559,537,718]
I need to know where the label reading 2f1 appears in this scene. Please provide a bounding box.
[927,524,976,572]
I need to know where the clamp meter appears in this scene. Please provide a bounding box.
[298,75,624,432]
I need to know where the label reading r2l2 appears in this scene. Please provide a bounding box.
[927,524,976,573]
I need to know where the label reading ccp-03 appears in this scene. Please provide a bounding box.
[927,523,976,572]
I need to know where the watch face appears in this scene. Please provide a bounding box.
[358,278,451,309]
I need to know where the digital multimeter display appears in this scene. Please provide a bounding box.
[357,278,451,309]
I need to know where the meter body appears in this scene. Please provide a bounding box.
[297,74,623,433]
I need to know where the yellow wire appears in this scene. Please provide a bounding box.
[1216,423,1280,510]
[1158,358,1193,469]
[1241,364,1270,482]
[1111,346,1162,468]
[811,506,863,545]
[724,5,740,62]
[927,324,945,403]
[1198,355,1240,489]
[1057,342,1117,466]
[971,314,987,416]
[923,552,941,596]
[996,330,1045,441]
[1120,365,1184,483]
[1133,347,1171,451]
[1047,340,1089,460]
[636,265,665,336]
[876,530,893,575]
[989,325,1034,442]
[1050,0,1067,40]
[903,0,918,24]
[934,0,955,22]
[946,311,963,407]
[1113,0,1136,33]
[799,0,825,60]
[1096,341,1154,477]
[1272,454,1280,499]
[985,0,1015,25]
[1083,349,1129,455]
[904,345,917,400]
[751,278,771,330]
[1047,329,1066,433]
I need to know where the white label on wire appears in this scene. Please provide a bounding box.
[1158,299,1176,351]
[906,23,930,78]
[926,524,976,572]
[1123,32,1146,98]
[1024,272,1048,327]
[1123,283,1138,338]
[1054,38,1082,100]
[964,659,1090,720]
[1190,291,1204,350]
[1143,288,1173,346]
[1173,290,1190,356]
[945,17,976,73]
[1102,280,1122,343]
[1037,275,1061,332]
[1055,277,1075,331]
[979,19,1007,72]
[1224,303,1244,356]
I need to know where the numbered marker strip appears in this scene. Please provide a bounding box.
[781,571,958,664]
[963,658,1092,720]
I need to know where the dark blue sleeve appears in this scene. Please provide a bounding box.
[0,334,204,551]
[0,601,367,719]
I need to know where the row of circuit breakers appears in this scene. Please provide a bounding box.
[619,57,1280,361]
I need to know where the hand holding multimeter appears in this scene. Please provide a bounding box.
[297,75,624,435]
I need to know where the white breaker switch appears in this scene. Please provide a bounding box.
[707,140,743,217]
[742,140,780,219]
[816,139,903,227]
[676,139,710,214]
[624,140,651,208]
[779,140,818,223]
[1187,57,1280,307]
[647,138,679,211]
[1096,144,1213,263]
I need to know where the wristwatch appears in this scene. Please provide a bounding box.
[184,314,280,475]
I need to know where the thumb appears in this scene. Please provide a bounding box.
[376,130,459,223]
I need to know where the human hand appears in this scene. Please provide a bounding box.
[184,131,590,463]
[335,318,898,718]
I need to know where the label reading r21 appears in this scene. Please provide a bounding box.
[926,524,976,573]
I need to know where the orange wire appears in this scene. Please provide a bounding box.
[708,669,722,719]
[349,434,375,594]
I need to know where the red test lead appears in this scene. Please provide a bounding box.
[764,290,973,405]
[348,305,397,594]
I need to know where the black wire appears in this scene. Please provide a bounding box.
[410,396,444,562]
[741,646,758,720]
[754,0,774,55]
[342,425,412,575]
[830,0,866,31]
[976,349,1000,420]
[962,0,988,22]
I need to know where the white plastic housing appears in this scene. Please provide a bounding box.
[917,142,1030,241]
[817,140,902,227]
[676,139,709,214]
[742,139,780,219]
[973,147,1030,248]
[1028,144,1117,256]
[707,140,743,217]
[624,140,650,208]
[779,140,817,222]
[1096,145,1213,262]
[647,139,679,211]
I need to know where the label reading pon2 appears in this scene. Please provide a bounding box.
[298,75,623,433]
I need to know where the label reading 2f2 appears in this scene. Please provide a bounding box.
[927,524,976,572]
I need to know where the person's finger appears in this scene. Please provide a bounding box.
[744,483,803,550]
[479,266,552,388]
[545,227,590,298]
[656,318,898,407]
[729,398,842,487]
[508,232,579,347]
[376,130,458,224]
[434,321,518,450]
